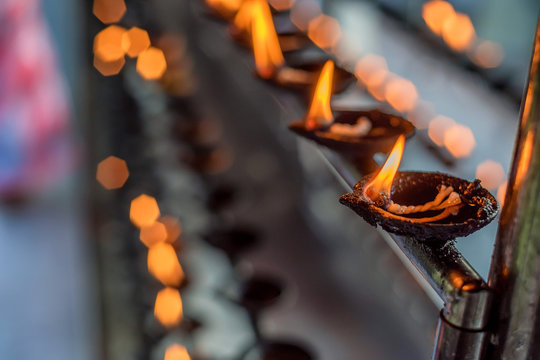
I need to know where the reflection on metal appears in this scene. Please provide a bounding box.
[487,16,540,360]
[317,148,491,360]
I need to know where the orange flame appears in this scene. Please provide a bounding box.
[364,135,405,202]
[251,1,285,78]
[206,0,242,18]
[305,60,334,130]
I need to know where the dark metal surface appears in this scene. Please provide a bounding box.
[487,15,540,360]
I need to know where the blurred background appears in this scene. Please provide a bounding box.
[0,0,538,359]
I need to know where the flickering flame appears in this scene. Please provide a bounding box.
[154,287,183,327]
[148,243,185,287]
[364,135,405,203]
[206,0,242,17]
[251,1,285,78]
[305,60,334,130]
[164,344,191,360]
[515,131,534,187]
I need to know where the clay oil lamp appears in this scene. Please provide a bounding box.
[241,339,315,360]
[339,136,499,242]
[230,0,312,54]
[203,224,260,264]
[288,61,415,171]
[237,1,353,93]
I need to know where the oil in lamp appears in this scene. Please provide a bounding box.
[289,60,415,171]
[244,1,353,93]
[339,135,499,242]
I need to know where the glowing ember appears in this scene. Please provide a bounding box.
[384,78,418,113]
[442,13,475,52]
[443,123,476,158]
[475,160,506,190]
[307,15,342,50]
[122,27,151,58]
[363,135,405,204]
[422,0,456,35]
[130,194,160,228]
[93,56,125,76]
[251,1,285,78]
[164,344,191,360]
[470,40,504,68]
[94,25,127,62]
[305,60,334,130]
[160,216,183,243]
[154,287,183,327]
[93,0,126,24]
[140,221,168,248]
[96,156,129,189]
[148,242,185,286]
[428,115,455,146]
[497,181,507,207]
[136,47,168,80]
[290,0,322,31]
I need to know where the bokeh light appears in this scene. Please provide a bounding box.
[442,13,475,52]
[470,40,504,69]
[422,0,456,35]
[96,156,129,189]
[122,27,151,58]
[443,123,476,158]
[140,221,168,248]
[290,0,321,31]
[164,345,191,360]
[307,15,342,50]
[93,0,126,24]
[148,243,185,286]
[407,100,434,130]
[130,194,160,228]
[93,55,125,76]
[476,160,506,190]
[428,115,455,147]
[94,25,127,62]
[268,0,295,11]
[137,47,168,80]
[154,287,183,327]
[160,216,182,243]
[384,78,418,113]
[354,55,387,84]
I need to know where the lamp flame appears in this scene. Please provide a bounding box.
[250,1,285,78]
[364,135,405,203]
[305,60,334,130]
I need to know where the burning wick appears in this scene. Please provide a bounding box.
[363,135,463,223]
[305,60,335,130]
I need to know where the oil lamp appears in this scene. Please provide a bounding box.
[339,136,499,242]
[241,340,314,360]
[203,224,260,264]
[243,1,353,93]
[289,61,415,171]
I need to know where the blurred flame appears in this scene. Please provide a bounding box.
[94,25,127,62]
[140,221,168,248]
[130,194,161,228]
[442,13,475,52]
[206,0,243,17]
[422,0,455,35]
[428,115,455,146]
[384,78,418,113]
[137,47,168,80]
[154,287,183,327]
[160,216,183,243]
[305,60,334,129]
[444,123,476,158]
[251,1,285,78]
[497,181,508,207]
[475,160,505,190]
[234,0,260,34]
[364,135,405,201]
[96,156,129,189]
[307,15,342,50]
[268,0,295,11]
[93,0,126,24]
[122,27,151,58]
[164,345,191,360]
[515,131,534,187]
[148,243,185,287]
[470,40,504,68]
